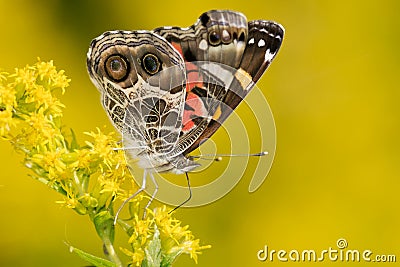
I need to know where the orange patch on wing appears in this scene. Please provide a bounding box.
[171,42,203,92]
[171,42,184,56]
[182,92,207,132]
[186,63,203,92]
[171,41,206,133]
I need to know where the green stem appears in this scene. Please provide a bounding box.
[92,211,122,266]
[103,237,123,267]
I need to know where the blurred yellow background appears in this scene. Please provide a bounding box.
[1,0,399,266]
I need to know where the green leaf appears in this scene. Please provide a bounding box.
[143,226,162,267]
[68,244,116,267]
[66,128,80,150]
[161,248,183,267]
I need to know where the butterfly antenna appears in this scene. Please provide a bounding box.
[190,151,268,161]
[169,172,192,214]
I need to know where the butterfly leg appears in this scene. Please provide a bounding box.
[113,169,148,225]
[142,172,158,218]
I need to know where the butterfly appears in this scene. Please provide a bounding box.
[86,10,284,215]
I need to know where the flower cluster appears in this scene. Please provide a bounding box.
[121,206,211,266]
[0,59,210,266]
[0,59,127,215]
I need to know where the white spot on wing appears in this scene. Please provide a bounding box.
[222,30,230,40]
[259,28,282,40]
[199,39,208,50]
[264,48,275,62]
[248,38,255,45]
[258,39,266,47]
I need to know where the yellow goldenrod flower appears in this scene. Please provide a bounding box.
[0,106,16,137]
[0,80,17,137]
[178,238,212,264]
[35,59,70,93]
[31,147,68,180]
[153,206,190,243]
[66,149,91,169]
[0,71,8,82]
[23,112,61,147]
[0,83,16,107]
[120,246,145,267]
[10,67,36,89]
[128,214,153,246]
[26,84,65,115]
[0,59,210,267]
[85,129,118,169]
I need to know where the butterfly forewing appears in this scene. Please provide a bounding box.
[239,20,284,85]
[153,11,284,155]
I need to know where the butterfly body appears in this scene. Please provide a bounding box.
[87,10,284,176]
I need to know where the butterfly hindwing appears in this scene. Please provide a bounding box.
[87,30,188,161]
